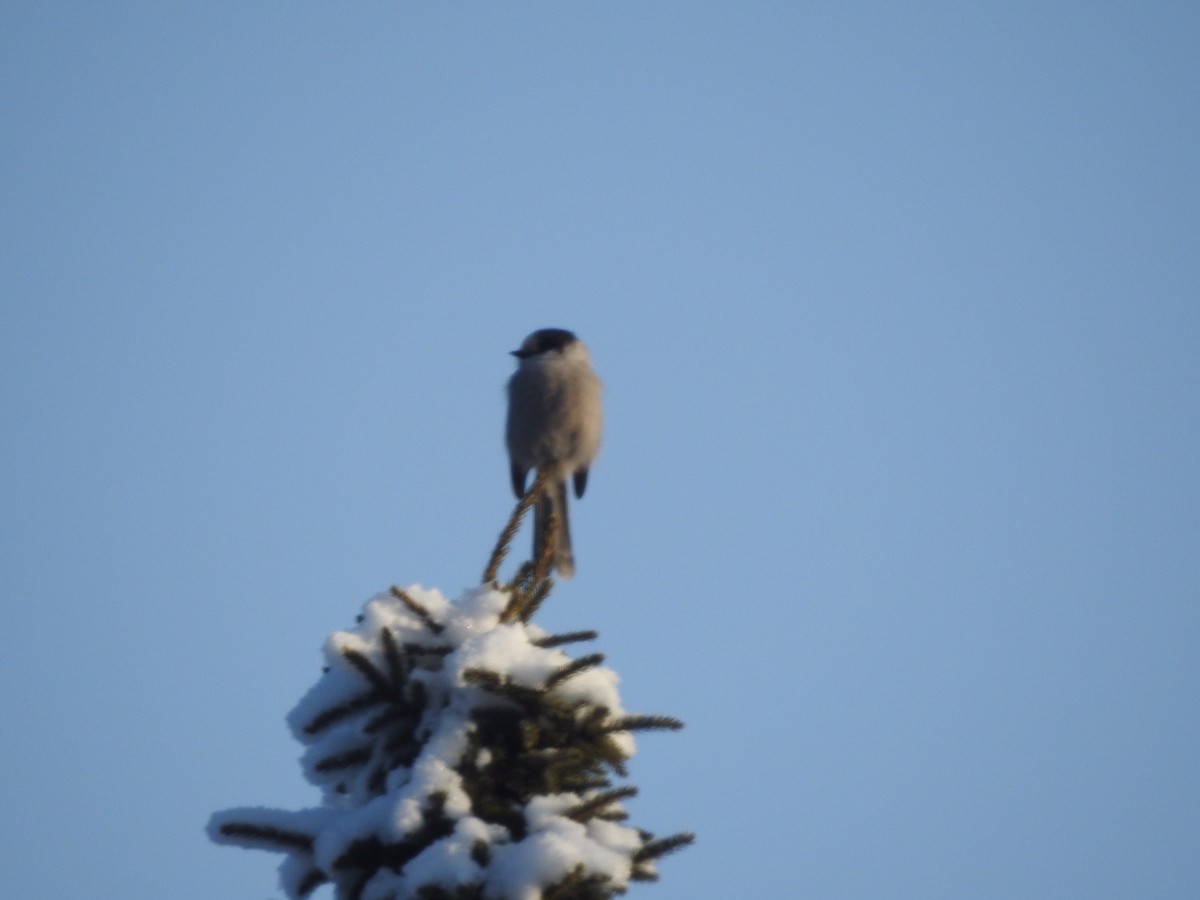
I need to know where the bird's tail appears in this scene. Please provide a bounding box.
[534,478,574,578]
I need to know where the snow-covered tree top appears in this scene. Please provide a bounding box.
[211,583,690,900]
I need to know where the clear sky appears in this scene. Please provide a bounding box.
[2,3,1198,898]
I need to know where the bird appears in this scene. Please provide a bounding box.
[505,328,603,578]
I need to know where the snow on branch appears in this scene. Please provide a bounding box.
[210,486,692,899]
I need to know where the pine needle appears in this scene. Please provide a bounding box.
[482,469,549,584]
[530,506,558,585]
[217,821,314,852]
[301,689,385,735]
[295,868,327,897]
[544,653,606,691]
[389,586,445,634]
[314,745,372,772]
[565,786,638,823]
[602,715,685,734]
[341,647,391,694]
[633,832,696,864]
[380,627,405,688]
[531,630,599,649]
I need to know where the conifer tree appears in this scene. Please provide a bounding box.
[210,475,693,899]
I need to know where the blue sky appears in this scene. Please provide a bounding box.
[2,3,1198,897]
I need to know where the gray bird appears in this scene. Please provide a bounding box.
[505,328,603,578]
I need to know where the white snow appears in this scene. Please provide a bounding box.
[485,795,639,899]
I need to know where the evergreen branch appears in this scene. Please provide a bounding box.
[601,715,685,734]
[531,630,598,649]
[500,582,531,625]
[390,586,445,634]
[380,627,405,689]
[341,647,391,694]
[292,868,326,897]
[520,718,541,749]
[365,764,386,794]
[296,868,328,897]
[595,735,630,775]
[363,706,412,735]
[530,506,558,586]
[509,560,534,590]
[381,728,422,758]
[499,484,559,623]
[544,653,606,691]
[416,885,487,900]
[464,668,545,707]
[402,642,453,657]
[562,774,612,793]
[564,786,638,823]
[483,469,550,585]
[301,689,386,736]
[578,704,612,730]
[346,870,371,900]
[409,678,428,709]
[461,667,503,691]
[632,832,696,864]
[314,745,373,772]
[543,865,616,900]
[380,746,420,775]
[515,575,554,623]
[217,821,313,852]
[499,681,547,710]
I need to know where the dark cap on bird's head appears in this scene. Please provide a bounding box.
[511,328,578,359]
